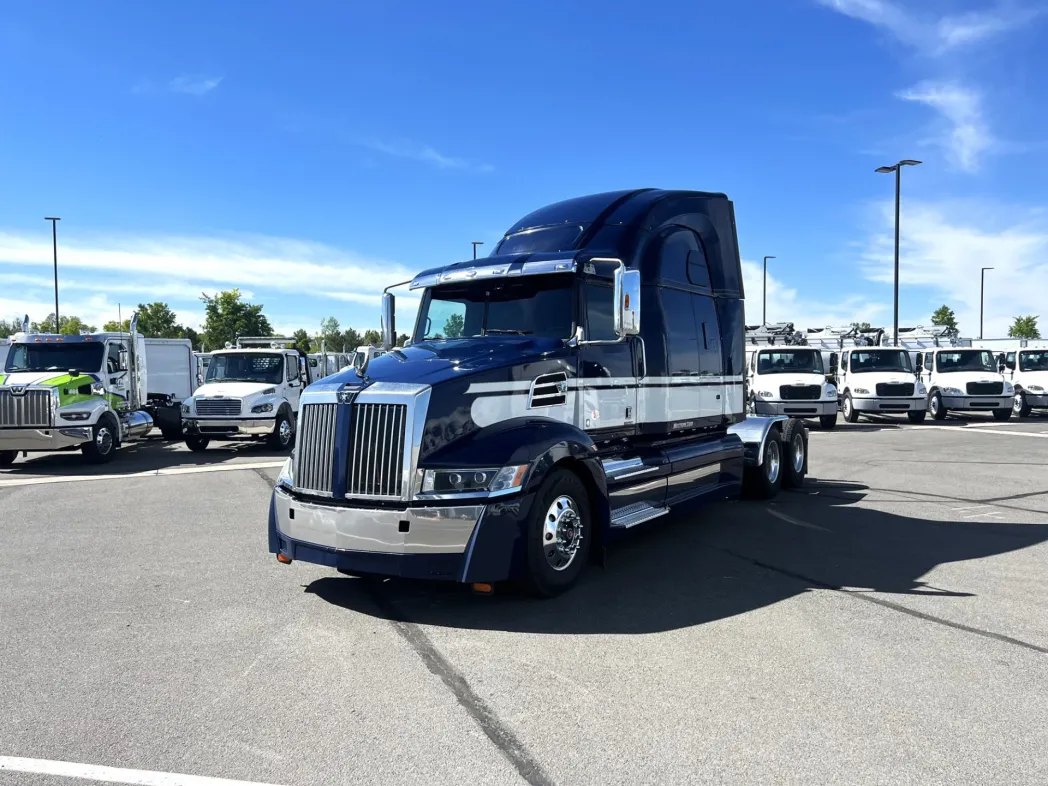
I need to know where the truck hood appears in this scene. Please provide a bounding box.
[0,370,102,387]
[753,373,829,388]
[846,372,920,387]
[192,382,277,399]
[320,337,568,388]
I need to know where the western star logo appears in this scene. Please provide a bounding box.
[338,385,362,404]
[10,386,26,396]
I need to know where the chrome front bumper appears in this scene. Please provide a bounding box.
[754,400,837,417]
[941,396,1012,410]
[184,417,275,436]
[272,486,483,555]
[852,397,924,412]
[0,426,91,452]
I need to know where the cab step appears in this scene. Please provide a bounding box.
[610,502,670,529]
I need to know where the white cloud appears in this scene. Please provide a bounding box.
[0,272,247,303]
[858,200,1048,337]
[741,259,888,329]
[169,74,223,96]
[814,0,1037,55]
[896,81,993,172]
[358,138,493,173]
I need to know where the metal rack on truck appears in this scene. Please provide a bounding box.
[268,188,813,596]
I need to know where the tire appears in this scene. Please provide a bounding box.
[907,410,927,424]
[781,419,807,489]
[929,391,947,421]
[992,407,1012,421]
[819,412,838,430]
[269,411,294,451]
[1013,390,1032,418]
[82,416,119,464]
[842,393,859,423]
[185,435,210,452]
[524,469,592,597]
[744,431,783,500]
[0,450,16,467]
[160,427,183,441]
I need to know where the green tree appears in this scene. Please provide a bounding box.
[319,316,342,351]
[362,329,382,345]
[200,289,273,349]
[181,326,201,349]
[33,314,97,334]
[103,319,131,332]
[291,329,312,353]
[134,302,182,338]
[341,328,362,352]
[0,317,25,338]
[1008,315,1041,340]
[396,333,409,347]
[931,305,958,333]
[442,313,464,339]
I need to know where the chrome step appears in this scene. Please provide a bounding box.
[610,501,670,529]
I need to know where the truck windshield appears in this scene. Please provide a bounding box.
[848,349,912,373]
[205,353,283,384]
[936,350,996,373]
[1020,351,1048,371]
[4,342,105,373]
[757,350,823,374]
[415,275,574,341]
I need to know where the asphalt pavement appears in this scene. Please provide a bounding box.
[2,413,1047,785]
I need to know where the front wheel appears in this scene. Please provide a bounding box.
[82,418,118,464]
[842,393,859,423]
[185,435,210,452]
[268,412,294,451]
[1013,391,1032,418]
[819,412,838,430]
[929,391,947,420]
[907,410,927,424]
[524,469,592,597]
[993,407,1012,422]
[0,450,16,467]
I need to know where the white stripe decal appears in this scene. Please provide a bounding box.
[0,461,284,489]
[0,756,287,786]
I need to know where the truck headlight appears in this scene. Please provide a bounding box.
[252,402,275,413]
[1028,385,1045,393]
[942,387,963,396]
[90,382,106,397]
[825,387,837,398]
[277,455,293,488]
[60,411,91,421]
[420,465,529,497]
[182,402,192,415]
[916,384,927,395]
[853,388,869,395]
[1003,382,1014,394]
[756,390,774,399]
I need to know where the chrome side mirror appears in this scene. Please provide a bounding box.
[118,349,130,371]
[615,268,641,338]
[381,293,395,350]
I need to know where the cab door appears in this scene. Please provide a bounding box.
[105,340,130,408]
[284,351,304,413]
[578,279,636,440]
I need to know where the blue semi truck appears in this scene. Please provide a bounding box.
[268,189,809,595]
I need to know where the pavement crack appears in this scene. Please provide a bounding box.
[717,547,1048,656]
[366,587,557,786]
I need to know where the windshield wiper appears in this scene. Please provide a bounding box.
[485,329,533,335]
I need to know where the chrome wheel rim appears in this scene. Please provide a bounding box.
[96,426,113,455]
[1014,393,1023,412]
[278,418,292,445]
[931,396,939,415]
[542,495,582,571]
[792,435,804,472]
[766,439,781,484]
[844,397,852,418]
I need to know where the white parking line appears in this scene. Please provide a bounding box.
[915,426,1048,439]
[0,756,287,786]
[0,461,284,489]
[767,507,830,532]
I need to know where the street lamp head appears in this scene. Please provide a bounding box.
[899,159,922,167]
[763,255,776,261]
[875,165,896,174]
[44,216,61,221]
[982,266,995,272]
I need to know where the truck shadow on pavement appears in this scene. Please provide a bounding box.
[0,433,291,478]
[305,478,1048,635]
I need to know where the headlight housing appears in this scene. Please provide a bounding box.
[854,387,870,395]
[916,384,927,395]
[90,382,106,397]
[825,386,837,398]
[942,387,963,395]
[1003,382,1014,394]
[60,411,91,421]
[756,390,775,399]
[277,455,293,488]
[419,465,529,498]
[1028,385,1045,393]
[252,402,275,413]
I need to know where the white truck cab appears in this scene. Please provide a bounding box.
[744,325,837,429]
[181,337,310,451]
[916,347,1013,420]
[835,347,927,423]
[1000,346,1048,417]
[351,345,386,370]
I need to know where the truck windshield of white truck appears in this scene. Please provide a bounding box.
[204,353,284,385]
[416,275,575,341]
[938,350,997,373]
[5,342,105,373]
[848,349,912,373]
[1020,350,1048,371]
[757,349,824,374]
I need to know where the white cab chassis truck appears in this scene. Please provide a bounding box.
[181,337,310,452]
[834,346,927,423]
[1000,346,1048,417]
[916,347,1013,420]
[744,325,837,429]
[0,326,193,466]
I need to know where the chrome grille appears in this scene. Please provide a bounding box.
[195,398,242,416]
[295,403,338,495]
[348,403,407,498]
[0,388,52,428]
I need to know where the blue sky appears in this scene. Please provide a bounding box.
[1,0,1046,339]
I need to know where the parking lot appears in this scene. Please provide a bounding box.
[2,413,1048,786]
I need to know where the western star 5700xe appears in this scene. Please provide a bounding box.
[268,189,811,595]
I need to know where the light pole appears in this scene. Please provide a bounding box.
[45,217,61,330]
[875,160,921,346]
[980,267,994,339]
[762,255,775,325]
[471,241,484,260]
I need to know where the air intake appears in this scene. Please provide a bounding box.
[529,372,568,408]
